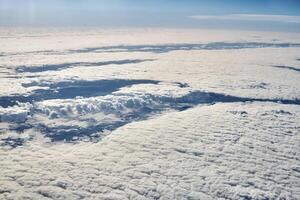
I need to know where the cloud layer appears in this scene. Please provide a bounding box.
[1,28,300,199]
[190,14,300,23]
[1,102,300,199]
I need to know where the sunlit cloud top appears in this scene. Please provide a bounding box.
[190,14,300,23]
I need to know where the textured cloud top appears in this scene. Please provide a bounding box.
[0,28,300,199]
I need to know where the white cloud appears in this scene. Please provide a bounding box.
[1,102,300,199]
[1,29,300,199]
[189,14,300,23]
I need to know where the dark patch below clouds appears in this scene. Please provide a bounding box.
[2,87,300,146]
[175,82,190,88]
[0,137,25,148]
[15,59,154,73]
[0,79,160,108]
[2,42,300,57]
[174,91,300,106]
[248,82,268,89]
[39,120,130,142]
[29,91,300,142]
[69,42,300,54]
[273,65,300,72]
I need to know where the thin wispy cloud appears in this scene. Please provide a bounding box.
[189,14,300,23]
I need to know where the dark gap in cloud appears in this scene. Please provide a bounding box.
[2,42,300,58]
[11,123,34,132]
[1,75,41,79]
[273,65,300,72]
[0,96,30,108]
[37,106,162,142]
[0,137,25,148]
[39,121,129,142]
[174,82,190,88]
[69,42,300,54]
[30,91,300,142]
[16,59,155,73]
[248,82,268,89]
[0,50,57,58]
[0,79,161,108]
[174,91,300,105]
[2,87,300,146]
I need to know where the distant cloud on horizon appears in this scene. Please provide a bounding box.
[189,14,300,23]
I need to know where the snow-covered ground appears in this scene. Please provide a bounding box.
[0,28,299,199]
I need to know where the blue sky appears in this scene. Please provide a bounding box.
[0,0,300,31]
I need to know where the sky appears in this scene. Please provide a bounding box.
[0,0,300,31]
